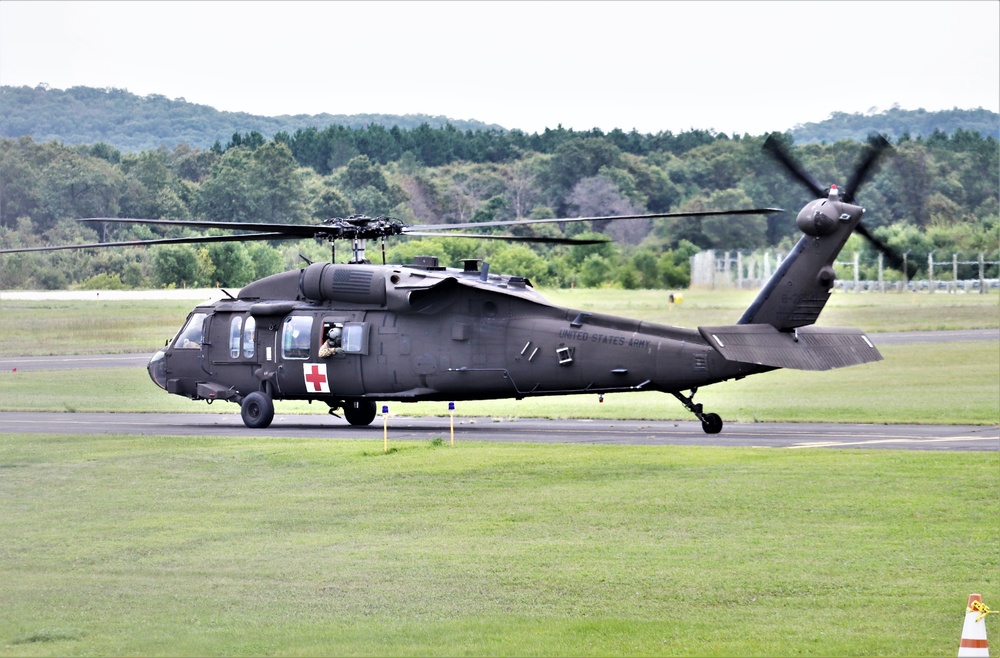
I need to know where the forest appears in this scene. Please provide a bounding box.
[0,102,997,290]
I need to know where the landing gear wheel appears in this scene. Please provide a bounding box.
[343,400,377,426]
[241,391,274,429]
[671,389,725,435]
[701,412,723,434]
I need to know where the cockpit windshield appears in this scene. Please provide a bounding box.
[174,312,208,349]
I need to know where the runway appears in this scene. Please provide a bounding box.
[1,411,996,451]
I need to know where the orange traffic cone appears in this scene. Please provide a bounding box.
[959,594,990,657]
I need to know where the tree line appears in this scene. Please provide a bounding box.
[1,126,997,290]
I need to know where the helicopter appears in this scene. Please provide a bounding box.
[0,135,901,433]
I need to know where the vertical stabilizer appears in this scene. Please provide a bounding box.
[738,187,864,330]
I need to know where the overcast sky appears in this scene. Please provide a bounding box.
[1,1,997,136]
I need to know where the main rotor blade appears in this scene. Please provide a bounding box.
[9,208,782,256]
[402,231,609,245]
[415,208,784,232]
[762,134,826,198]
[0,231,292,254]
[81,217,325,238]
[842,134,892,204]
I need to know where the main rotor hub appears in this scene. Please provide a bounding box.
[318,215,405,241]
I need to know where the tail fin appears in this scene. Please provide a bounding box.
[738,186,859,329]
[700,186,883,371]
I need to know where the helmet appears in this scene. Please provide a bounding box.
[328,327,342,340]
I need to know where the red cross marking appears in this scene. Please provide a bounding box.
[305,364,327,392]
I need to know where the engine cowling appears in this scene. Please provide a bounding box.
[299,263,387,305]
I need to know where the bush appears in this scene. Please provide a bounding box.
[77,272,127,290]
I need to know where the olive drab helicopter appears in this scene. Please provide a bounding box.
[0,135,901,433]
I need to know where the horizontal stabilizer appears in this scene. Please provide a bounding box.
[698,324,883,371]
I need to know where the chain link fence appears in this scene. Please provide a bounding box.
[691,250,1000,292]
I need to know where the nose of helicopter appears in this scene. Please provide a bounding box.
[147,349,167,390]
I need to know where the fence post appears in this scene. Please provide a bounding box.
[854,252,860,293]
[928,252,935,293]
[952,253,958,294]
[980,252,986,294]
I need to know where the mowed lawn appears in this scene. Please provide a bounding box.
[0,435,997,656]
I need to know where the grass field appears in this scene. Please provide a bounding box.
[1,289,998,656]
[546,287,1000,333]
[1,435,997,656]
[1,289,997,357]
[1,340,998,425]
[0,298,196,356]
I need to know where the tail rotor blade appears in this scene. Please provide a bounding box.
[763,133,826,198]
[842,134,892,204]
[854,221,913,277]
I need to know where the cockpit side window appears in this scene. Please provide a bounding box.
[229,316,242,358]
[282,315,313,360]
[175,312,208,349]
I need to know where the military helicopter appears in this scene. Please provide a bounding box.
[0,135,900,433]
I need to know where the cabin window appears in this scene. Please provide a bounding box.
[341,322,369,355]
[243,316,256,359]
[229,316,242,358]
[282,315,313,359]
[175,312,207,349]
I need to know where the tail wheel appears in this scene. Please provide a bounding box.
[672,389,724,435]
[241,391,274,429]
[343,400,377,426]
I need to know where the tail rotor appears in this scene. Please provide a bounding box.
[763,132,912,277]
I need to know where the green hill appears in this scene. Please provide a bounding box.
[0,85,504,152]
[2,85,997,153]
[790,105,998,144]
